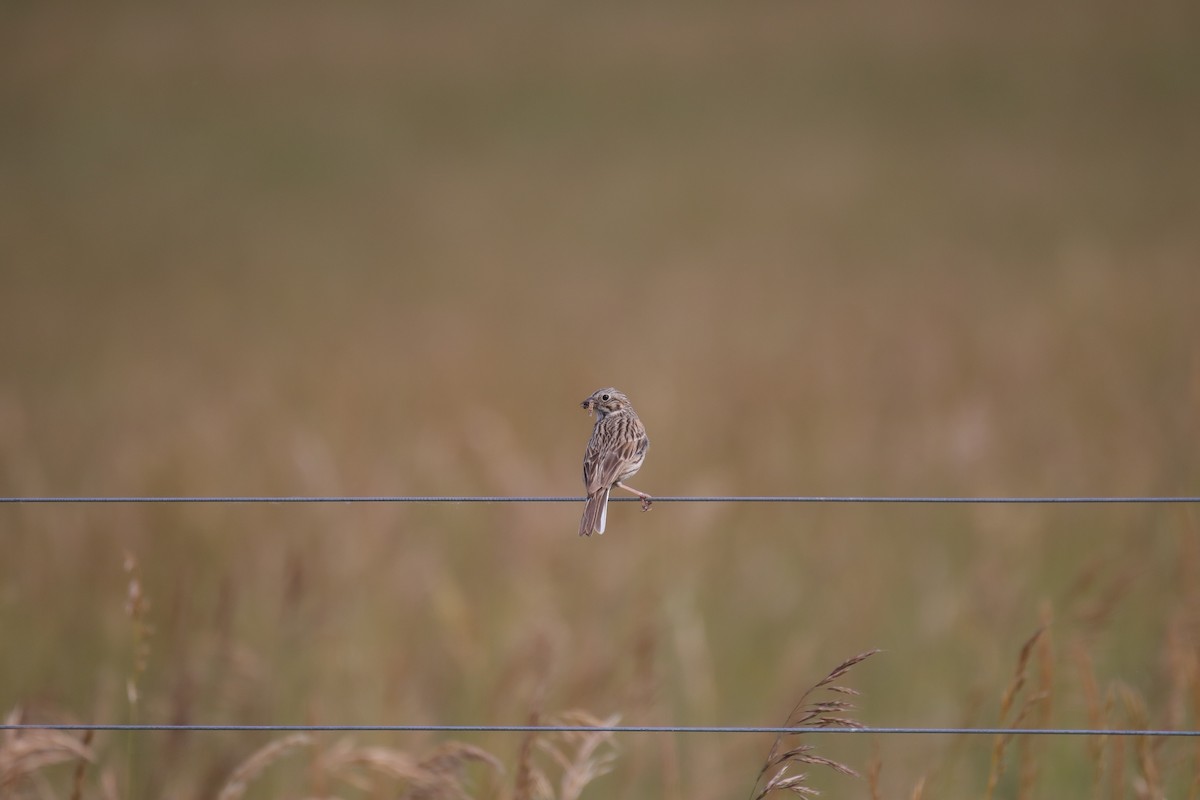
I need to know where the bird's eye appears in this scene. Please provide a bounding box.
[601,394,610,401]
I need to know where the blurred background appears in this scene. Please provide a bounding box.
[2,1,1198,797]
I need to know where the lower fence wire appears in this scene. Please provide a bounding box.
[2,724,1197,737]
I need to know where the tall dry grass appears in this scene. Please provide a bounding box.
[748,650,877,800]
[2,0,1199,797]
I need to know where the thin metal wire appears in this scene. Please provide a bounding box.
[2,495,1198,504]
[1,723,1197,737]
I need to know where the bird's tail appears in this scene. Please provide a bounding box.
[579,487,610,536]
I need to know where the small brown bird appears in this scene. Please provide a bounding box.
[579,387,652,536]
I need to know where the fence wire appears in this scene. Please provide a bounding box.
[3,495,1199,504]
[2,723,1198,737]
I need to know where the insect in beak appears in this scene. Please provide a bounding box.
[581,399,594,417]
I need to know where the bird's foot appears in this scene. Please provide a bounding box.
[640,496,654,512]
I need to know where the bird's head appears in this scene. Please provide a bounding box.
[581,388,631,419]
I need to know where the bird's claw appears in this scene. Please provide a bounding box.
[640,496,654,512]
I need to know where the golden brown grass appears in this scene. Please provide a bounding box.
[211,734,505,800]
[0,709,93,796]
[2,0,1199,797]
[748,650,877,800]
[517,711,620,800]
[217,734,314,800]
[984,627,1045,799]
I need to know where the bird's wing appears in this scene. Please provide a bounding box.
[585,432,645,494]
[582,446,600,493]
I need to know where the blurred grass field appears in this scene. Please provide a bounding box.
[2,2,1199,797]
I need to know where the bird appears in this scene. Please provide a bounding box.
[578,387,652,536]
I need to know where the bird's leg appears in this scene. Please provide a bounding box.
[616,482,654,511]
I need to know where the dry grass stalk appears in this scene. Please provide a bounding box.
[0,711,95,793]
[1,707,17,752]
[1073,640,1109,795]
[1164,618,1196,732]
[1119,685,1164,800]
[418,742,504,779]
[748,650,879,800]
[508,710,621,800]
[757,767,818,798]
[1107,685,1124,800]
[534,711,621,800]
[513,658,549,800]
[401,742,505,800]
[1179,510,1200,800]
[69,728,94,800]
[1163,612,1200,800]
[317,738,503,800]
[100,768,120,800]
[1193,693,1200,800]
[318,739,428,786]
[122,551,152,792]
[513,708,542,800]
[909,775,926,800]
[1017,607,1056,800]
[215,733,314,800]
[866,742,882,800]
[984,628,1046,800]
[656,732,682,800]
[123,552,152,709]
